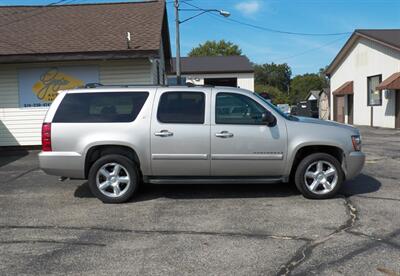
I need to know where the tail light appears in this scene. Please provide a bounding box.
[41,123,52,151]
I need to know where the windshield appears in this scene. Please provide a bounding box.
[254,93,298,121]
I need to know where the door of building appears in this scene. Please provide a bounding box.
[334,96,345,123]
[396,91,400,129]
[348,95,354,124]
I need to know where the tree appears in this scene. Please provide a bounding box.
[319,66,330,88]
[253,63,291,92]
[289,73,325,104]
[188,40,242,57]
[255,84,289,105]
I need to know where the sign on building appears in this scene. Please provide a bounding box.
[18,66,99,108]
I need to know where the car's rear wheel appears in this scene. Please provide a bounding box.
[295,153,344,199]
[88,154,139,203]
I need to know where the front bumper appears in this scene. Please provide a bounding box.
[344,151,366,180]
[38,151,85,179]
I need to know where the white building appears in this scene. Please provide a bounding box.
[326,29,400,128]
[0,1,171,146]
[168,56,255,91]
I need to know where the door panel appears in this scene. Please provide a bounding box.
[210,90,287,176]
[150,89,211,176]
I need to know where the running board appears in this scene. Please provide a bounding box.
[144,177,284,185]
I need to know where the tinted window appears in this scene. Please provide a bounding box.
[53,92,149,123]
[216,93,266,125]
[157,92,205,124]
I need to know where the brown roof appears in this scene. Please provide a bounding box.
[326,29,400,75]
[168,56,254,74]
[332,81,353,96]
[0,1,171,62]
[377,72,400,90]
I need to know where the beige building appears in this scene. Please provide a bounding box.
[326,29,400,128]
[0,1,171,146]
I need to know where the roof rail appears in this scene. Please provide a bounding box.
[84,83,103,88]
[83,83,215,88]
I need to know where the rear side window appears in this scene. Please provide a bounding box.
[53,92,149,123]
[157,92,205,124]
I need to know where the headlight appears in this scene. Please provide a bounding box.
[351,135,362,151]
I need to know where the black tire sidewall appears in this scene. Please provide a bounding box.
[295,153,344,199]
[88,154,138,203]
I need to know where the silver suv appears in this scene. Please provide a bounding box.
[39,85,365,203]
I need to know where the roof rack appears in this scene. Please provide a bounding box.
[83,83,215,88]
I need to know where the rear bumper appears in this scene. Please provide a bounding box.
[38,151,85,179]
[344,151,365,180]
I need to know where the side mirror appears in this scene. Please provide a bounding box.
[262,111,277,127]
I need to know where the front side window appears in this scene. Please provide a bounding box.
[367,75,382,106]
[216,93,266,125]
[53,92,149,123]
[157,91,205,124]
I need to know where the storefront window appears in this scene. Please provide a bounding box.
[367,75,382,106]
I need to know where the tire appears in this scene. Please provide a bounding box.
[88,154,139,203]
[294,153,344,199]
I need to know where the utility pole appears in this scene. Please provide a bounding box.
[174,0,182,85]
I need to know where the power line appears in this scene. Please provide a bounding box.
[179,1,350,63]
[181,0,352,37]
[272,36,347,62]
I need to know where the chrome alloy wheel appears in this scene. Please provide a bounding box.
[304,160,338,195]
[96,163,131,198]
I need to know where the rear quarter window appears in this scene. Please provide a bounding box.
[53,92,149,123]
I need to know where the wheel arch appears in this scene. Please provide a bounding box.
[84,144,141,179]
[288,143,345,182]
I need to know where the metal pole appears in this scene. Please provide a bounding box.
[175,0,182,85]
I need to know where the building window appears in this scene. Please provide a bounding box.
[367,75,382,106]
[157,92,205,124]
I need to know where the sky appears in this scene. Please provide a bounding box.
[1,0,400,75]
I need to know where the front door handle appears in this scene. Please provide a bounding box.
[154,130,174,137]
[215,131,234,138]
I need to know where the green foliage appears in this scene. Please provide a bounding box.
[254,63,292,92]
[255,84,289,105]
[289,73,325,104]
[188,40,242,57]
[319,66,330,88]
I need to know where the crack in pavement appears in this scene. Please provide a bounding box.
[276,197,358,276]
[0,239,105,247]
[347,230,400,250]
[296,228,400,275]
[0,224,311,242]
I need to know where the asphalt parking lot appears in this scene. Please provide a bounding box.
[0,126,399,276]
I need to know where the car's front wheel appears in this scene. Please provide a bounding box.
[88,154,139,203]
[295,153,344,199]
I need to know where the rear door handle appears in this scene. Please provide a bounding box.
[215,131,234,138]
[154,130,174,137]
